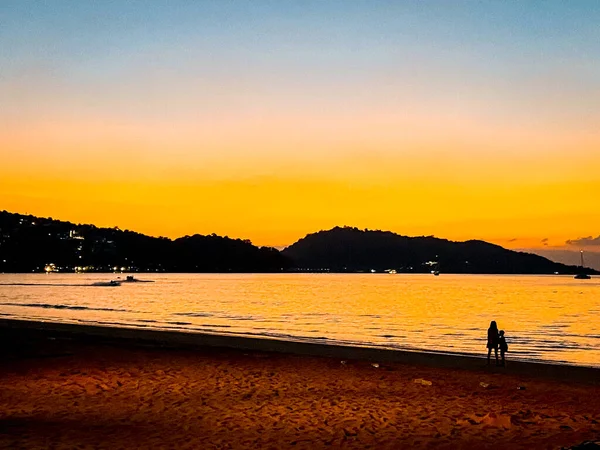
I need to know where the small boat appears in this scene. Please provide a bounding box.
[91,280,121,287]
[574,273,591,280]
[118,276,155,283]
[574,251,591,280]
[432,258,440,276]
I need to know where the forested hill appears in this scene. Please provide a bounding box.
[1,212,597,274]
[282,226,598,275]
[0,211,289,273]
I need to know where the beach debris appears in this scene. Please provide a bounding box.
[517,385,526,390]
[371,363,379,368]
[413,378,432,386]
[479,382,490,389]
[340,360,347,365]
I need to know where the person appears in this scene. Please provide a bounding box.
[486,321,499,366]
[498,330,508,367]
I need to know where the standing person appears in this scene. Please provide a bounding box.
[498,330,508,366]
[486,321,499,366]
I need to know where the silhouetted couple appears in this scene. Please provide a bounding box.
[487,321,508,366]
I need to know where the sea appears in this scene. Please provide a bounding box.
[0,273,598,368]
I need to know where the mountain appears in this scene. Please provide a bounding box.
[282,226,599,275]
[1,212,597,274]
[0,211,290,273]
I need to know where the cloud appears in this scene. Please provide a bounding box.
[541,238,548,246]
[565,235,600,246]
[508,238,518,242]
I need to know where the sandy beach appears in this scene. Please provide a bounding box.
[0,320,599,449]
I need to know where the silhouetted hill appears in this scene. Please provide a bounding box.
[2,212,597,275]
[282,226,598,275]
[0,211,289,273]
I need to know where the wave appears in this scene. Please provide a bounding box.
[175,312,266,321]
[174,312,213,318]
[379,334,406,339]
[0,302,132,313]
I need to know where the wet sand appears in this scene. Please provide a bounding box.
[0,320,599,449]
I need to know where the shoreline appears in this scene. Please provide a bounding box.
[2,318,598,385]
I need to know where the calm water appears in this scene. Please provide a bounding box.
[0,273,598,367]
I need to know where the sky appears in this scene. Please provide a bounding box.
[1,1,599,265]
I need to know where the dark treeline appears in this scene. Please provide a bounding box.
[0,211,289,273]
[1,212,597,275]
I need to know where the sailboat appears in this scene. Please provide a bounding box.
[431,257,440,276]
[574,251,591,280]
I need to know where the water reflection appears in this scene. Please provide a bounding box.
[0,273,598,367]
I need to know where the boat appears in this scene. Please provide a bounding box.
[574,251,591,280]
[574,273,591,280]
[431,258,440,276]
[91,280,121,287]
[118,276,155,283]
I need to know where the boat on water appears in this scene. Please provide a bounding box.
[431,258,440,276]
[574,251,591,280]
[118,276,155,283]
[91,280,121,287]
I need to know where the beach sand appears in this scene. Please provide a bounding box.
[0,321,599,449]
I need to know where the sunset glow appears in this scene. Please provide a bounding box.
[2,1,599,253]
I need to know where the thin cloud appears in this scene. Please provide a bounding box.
[565,235,600,246]
[541,238,548,246]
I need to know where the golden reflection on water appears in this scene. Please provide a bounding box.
[0,273,598,367]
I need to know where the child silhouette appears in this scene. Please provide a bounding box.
[498,330,508,367]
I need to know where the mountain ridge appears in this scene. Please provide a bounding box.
[1,211,597,275]
[282,226,597,275]
[0,210,289,273]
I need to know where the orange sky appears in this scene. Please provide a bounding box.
[2,2,599,250]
